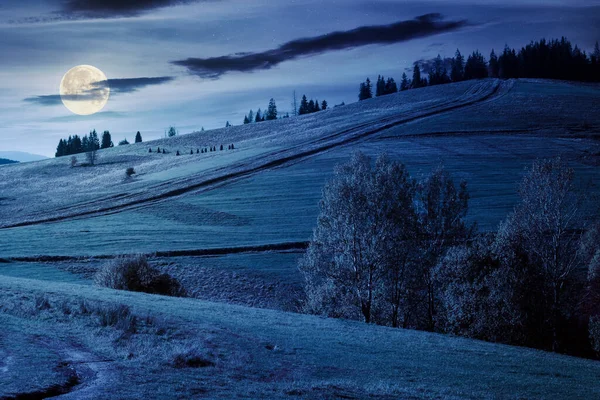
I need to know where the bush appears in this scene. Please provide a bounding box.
[96,303,137,333]
[170,348,215,369]
[126,167,136,177]
[95,255,186,297]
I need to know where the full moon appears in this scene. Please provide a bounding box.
[60,65,110,116]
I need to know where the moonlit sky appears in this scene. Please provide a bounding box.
[1,0,599,157]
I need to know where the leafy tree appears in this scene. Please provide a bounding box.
[300,152,416,324]
[101,131,113,149]
[451,49,465,82]
[135,131,142,143]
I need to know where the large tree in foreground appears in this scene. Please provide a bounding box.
[300,153,416,324]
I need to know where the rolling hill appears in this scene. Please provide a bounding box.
[1,78,600,399]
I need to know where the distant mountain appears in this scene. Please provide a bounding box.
[0,151,47,163]
[0,158,18,165]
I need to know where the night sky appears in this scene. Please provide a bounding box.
[1,0,599,156]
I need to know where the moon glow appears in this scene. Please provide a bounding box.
[60,65,110,116]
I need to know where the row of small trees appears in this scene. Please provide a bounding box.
[56,130,142,157]
[359,37,600,100]
[243,98,281,124]
[301,153,600,357]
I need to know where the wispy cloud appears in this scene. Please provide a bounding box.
[61,0,201,18]
[171,14,471,79]
[23,76,175,106]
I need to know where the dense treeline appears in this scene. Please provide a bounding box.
[243,94,328,125]
[358,37,600,100]
[55,130,142,157]
[301,153,600,358]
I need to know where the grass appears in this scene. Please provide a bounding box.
[2,275,600,399]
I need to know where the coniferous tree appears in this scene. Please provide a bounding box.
[429,55,450,86]
[499,45,519,79]
[451,49,465,82]
[314,99,321,112]
[299,95,309,115]
[101,131,113,149]
[135,131,142,143]
[321,100,328,110]
[358,78,373,100]
[167,126,177,137]
[376,75,385,97]
[266,98,278,120]
[384,78,398,94]
[308,99,315,113]
[411,64,422,89]
[464,51,488,80]
[255,108,263,122]
[243,115,250,124]
[88,129,100,150]
[248,110,254,123]
[400,73,410,91]
[488,49,499,78]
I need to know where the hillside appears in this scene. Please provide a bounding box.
[1,79,600,398]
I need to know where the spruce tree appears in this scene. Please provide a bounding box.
[299,95,309,115]
[451,49,465,82]
[266,98,278,120]
[248,110,254,123]
[321,100,328,110]
[400,73,410,91]
[135,131,142,143]
[488,49,499,78]
[255,108,263,122]
[101,131,113,149]
[376,75,385,97]
[464,50,488,80]
[384,78,398,94]
[243,115,250,124]
[308,99,315,113]
[412,64,422,89]
[314,99,321,112]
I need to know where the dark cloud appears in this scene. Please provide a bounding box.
[92,76,175,94]
[171,14,471,79]
[23,76,175,106]
[60,0,199,18]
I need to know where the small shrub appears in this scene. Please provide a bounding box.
[170,348,214,369]
[95,255,186,297]
[126,167,136,177]
[96,303,137,333]
[35,294,51,311]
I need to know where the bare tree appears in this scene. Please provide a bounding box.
[86,148,98,165]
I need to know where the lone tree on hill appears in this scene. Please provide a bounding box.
[135,131,142,143]
[167,126,177,137]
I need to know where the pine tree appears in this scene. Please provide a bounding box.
[167,127,177,137]
[101,131,113,149]
[226,121,231,127]
[176,150,180,156]
[488,49,499,78]
[255,108,263,122]
[464,50,488,80]
[308,99,315,113]
[451,49,465,82]
[89,129,100,150]
[358,78,373,100]
[135,131,142,143]
[243,115,250,124]
[376,75,385,97]
[266,98,278,120]
[314,99,321,112]
[149,148,152,153]
[321,100,328,110]
[384,78,398,94]
[412,64,422,89]
[400,73,410,91]
[248,110,254,123]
